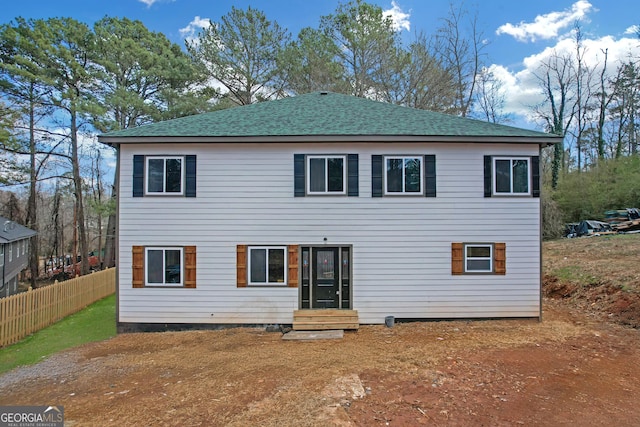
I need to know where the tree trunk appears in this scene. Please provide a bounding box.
[70,108,90,275]
[26,85,39,288]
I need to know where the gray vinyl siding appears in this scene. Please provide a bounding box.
[1,240,29,297]
[118,142,540,324]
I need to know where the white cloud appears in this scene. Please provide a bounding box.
[383,1,411,32]
[496,0,595,42]
[138,0,173,7]
[179,16,211,45]
[491,34,640,123]
[624,25,639,35]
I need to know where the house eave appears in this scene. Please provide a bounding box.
[98,134,561,147]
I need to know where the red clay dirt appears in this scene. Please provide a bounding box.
[1,299,639,426]
[2,235,640,426]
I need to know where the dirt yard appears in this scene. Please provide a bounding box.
[1,236,640,426]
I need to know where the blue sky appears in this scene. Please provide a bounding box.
[1,0,639,127]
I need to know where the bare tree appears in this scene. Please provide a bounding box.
[474,67,509,124]
[533,51,576,188]
[431,2,486,117]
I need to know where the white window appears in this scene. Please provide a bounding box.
[145,247,183,286]
[385,156,423,195]
[22,240,26,255]
[493,157,530,195]
[464,244,493,273]
[307,156,346,194]
[8,244,12,262]
[0,245,4,267]
[16,242,19,258]
[248,246,287,285]
[146,156,184,195]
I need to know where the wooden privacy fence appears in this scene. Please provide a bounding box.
[0,268,116,347]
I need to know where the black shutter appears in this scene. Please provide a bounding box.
[484,155,492,198]
[347,154,359,197]
[424,155,436,197]
[294,154,305,197]
[185,155,197,197]
[133,155,144,197]
[372,155,383,197]
[531,155,540,198]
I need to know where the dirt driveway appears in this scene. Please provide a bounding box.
[1,299,639,426]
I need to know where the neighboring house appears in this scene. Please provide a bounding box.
[98,92,561,332]
[0,216,37,298]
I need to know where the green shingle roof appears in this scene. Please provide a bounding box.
[99,91,559,142]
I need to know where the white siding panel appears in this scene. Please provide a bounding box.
[118,142,541,324]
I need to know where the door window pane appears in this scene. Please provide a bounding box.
[316,251,335,280]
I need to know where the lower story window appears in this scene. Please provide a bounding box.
[249,246,287,285]
[145,247,183,286]
[464,244,492,273]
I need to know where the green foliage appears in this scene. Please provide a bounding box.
[320,0,400,98]
[0,294,115,375]
[187,6,291,106]
[553,156,640,221]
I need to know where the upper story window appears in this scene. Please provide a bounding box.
[493,157,530,196]
[307,156,346,195]
[0,245,4,267]
[385,156,423,195]
[9,244,12,262]
[16,241,19,258]
[294,154,358,197]
[133,155,196,198]
[146,156,184,195]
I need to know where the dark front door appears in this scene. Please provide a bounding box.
[312,247,340,308]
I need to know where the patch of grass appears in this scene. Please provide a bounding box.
[0,294,116,375]
[554,266,600,286]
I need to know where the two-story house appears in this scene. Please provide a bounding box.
[98,92,560,332]
[1,216,37,298]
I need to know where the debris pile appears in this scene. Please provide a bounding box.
[565,208,640,238]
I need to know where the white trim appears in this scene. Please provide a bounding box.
[144,247,184,286]
[464,243,493,273]
[492,157,531,196]
[306,155,347,195]
[248,246,288,286]
[0,244,4,267]
[145,156,185,196]
[384,156,424,195]
[8,244,12,262]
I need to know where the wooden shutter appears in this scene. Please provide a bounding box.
[237,245,247,287]
[185,155,197,198]
[424,155,436,197]
[451,243,464,275]
[347,154,359,197]
[294,154,305,197]
[288,245,299,288]
[494,243,506,275]
[531,156,540,198]
[484,156,492,197]
[184,246,196,288]
[132,246,144,287]
[371,155,383,197]
[133,155,144,197]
